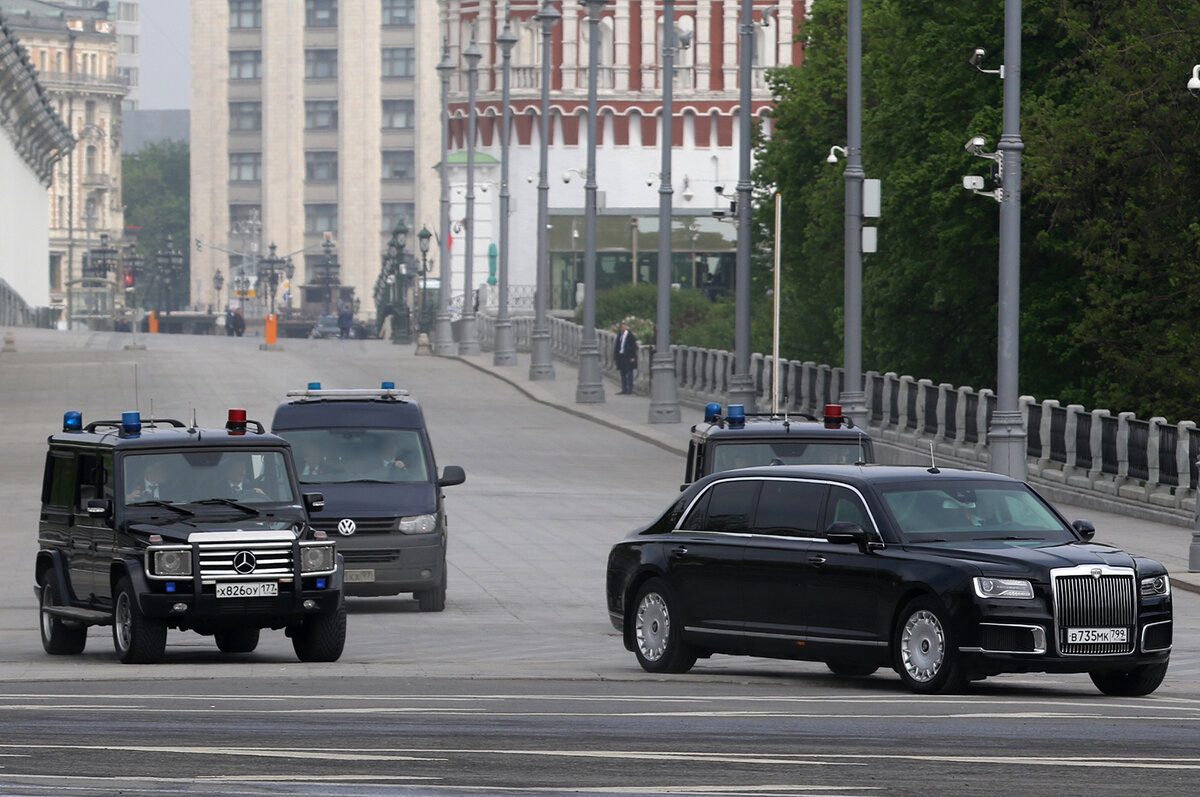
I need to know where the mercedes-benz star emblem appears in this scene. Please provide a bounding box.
[233,550,257,574]
[338,518,357,536]
[1091,568,1103,578]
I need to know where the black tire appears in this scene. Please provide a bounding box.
[826,659,879,678]
[39,579,87,655]
[1090,661,1168,697]
[112,576,167,664]
[630,579,697,674]
[416,566,447,613]
[214,627,260,654]
[893,597,966,694]
[292,602,347,662]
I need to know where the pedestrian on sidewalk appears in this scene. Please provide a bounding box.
[614,322,638,395]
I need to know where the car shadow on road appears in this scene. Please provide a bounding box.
[345,597,423,614]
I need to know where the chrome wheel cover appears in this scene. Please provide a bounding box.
[114,592,133,652]
[900,609,945,683]
[635,592,671,662]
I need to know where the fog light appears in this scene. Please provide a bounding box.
[303,599,317,610]
[171,602,188,613]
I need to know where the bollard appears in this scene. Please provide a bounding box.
[2,331,15,353]
[259,314,283,351]
[415,332,432,356]
[148,311,159,334]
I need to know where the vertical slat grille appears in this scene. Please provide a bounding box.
[1054,570,1136,655]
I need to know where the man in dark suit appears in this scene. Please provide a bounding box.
[613,322,638,395]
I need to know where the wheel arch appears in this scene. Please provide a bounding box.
[622,566,669,652]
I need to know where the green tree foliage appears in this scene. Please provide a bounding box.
[122,140,190,306]
[759,0,1200,420]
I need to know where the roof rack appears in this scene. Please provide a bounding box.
[285,387,410,399]
[84,418,186,434]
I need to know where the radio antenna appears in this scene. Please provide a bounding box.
[856,431,867,466]
[133,362,140,412]
[927,441,940,474]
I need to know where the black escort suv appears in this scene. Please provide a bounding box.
[272,384,466,610]
[607,465,1172,695]
[35,409,345,664]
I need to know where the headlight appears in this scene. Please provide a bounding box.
[397,514,437,534]
[300,544,335,573]
[152,549,192,576]
[973,576,1034,599]
[1140,574,1170,599]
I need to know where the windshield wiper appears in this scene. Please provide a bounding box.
[127,500,194,516]
[973,535,1041,541]
[192,498,259,515]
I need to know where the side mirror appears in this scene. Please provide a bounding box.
[439,465,466,487]
[303,492,326,513]
[1072,519,1096,541]
[87,498,113,519]
[826,521,869,550]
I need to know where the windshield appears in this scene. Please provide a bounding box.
[710,440,863,471]
[879,480,1076,544]
[123,450,296,506]
[278,428,430,484]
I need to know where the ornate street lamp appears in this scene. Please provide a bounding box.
[155,233,184,315]
[417,224,432,333]
[494,11,519,367]
[213,268,224,312]
[382,220,409,343]
[320,236,339,315]
[576,0,609,404]
[284,257,295,312]
[434,37,456,356]
[257,242,287,317]
[460,25,483,356]
[529,0,560,381]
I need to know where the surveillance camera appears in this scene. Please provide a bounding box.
[562,171,571,184]
[712,208,725,218]
[714,184,724,195]
[1189,66,1200,97]
[826,152,838,164]
[965,135,988,152]
[682,189,694,202]
[646,177,655,187]
[969,47,985,67]
[527,174,535,183]
[962,175,985,191]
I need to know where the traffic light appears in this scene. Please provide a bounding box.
[124,267,135,288]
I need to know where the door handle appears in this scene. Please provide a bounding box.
[807,555,827,566]
[669,546,689,558]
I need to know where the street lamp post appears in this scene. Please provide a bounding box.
[650,0,682,423]
[284,257,295,312]
[728,0,757,409]
[839,0,868,429]
[576,0,609,404]
[213,268,224,313]
[460,26,483,356]
[156,234,184,316]
[382,220,408,343]
[320,236,339,315]
[529,0,561,381]
[493,12,519,367]
[434,38,456,356]
[257,242,286,317]
[418,225,432,333]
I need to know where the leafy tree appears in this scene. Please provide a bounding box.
[122,140,190,308]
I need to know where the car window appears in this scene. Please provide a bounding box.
[825,485,870,533]
[124,451,296,505]
[76,453,101,510]
[879,480,1074,543]
[700,480,759,532]
[44,451,75,508]
[751,479,825,536]
[679,489,713,530]
[710,440,862,471]
[279,428,430,484]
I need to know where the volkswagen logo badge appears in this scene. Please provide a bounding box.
[337,518,357,536]
[233,550,257,574]
[1091,568,1103,579]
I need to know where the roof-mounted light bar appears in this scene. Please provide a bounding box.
[286,386,410,399]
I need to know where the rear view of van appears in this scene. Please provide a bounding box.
[272,384,465,610]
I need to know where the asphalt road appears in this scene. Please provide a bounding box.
[0,329,1197,796]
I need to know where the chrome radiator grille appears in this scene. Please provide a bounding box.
[1053,568,1136,655]
[197,541,294,584]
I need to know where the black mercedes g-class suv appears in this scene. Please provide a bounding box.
[35,409,345,664]
[684,402,875,486]
[272,384,466,610]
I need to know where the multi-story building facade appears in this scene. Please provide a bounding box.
[0,11,74,318]
[440,0,798,310]
[58,0,139,109]
[190,0,433,321]
[1,0,128,327]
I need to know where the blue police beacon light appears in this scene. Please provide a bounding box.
[704,403,723,423]
[727,404,746,429]
[381,381,395,390]
[307,382,322,391]
[63,411,83,432]
[121,410,142,437]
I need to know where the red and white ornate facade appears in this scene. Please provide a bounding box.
[437,0,802,304]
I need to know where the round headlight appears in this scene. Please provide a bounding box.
[153,550,191,576]
[301,546,333,573]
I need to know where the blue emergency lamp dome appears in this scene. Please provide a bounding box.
[121,410,142,437]
[62,411,83,432]
[382,381,395,390]
[307,382,322,390]
[704,402,723,423]
[727,404,746,429]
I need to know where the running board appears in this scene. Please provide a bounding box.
[42,606,112,626]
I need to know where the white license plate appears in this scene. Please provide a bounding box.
[216,582,278,599]
[1067,627,1128,644]
[346,569,376,583]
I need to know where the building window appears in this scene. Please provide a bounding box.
[381,47,414,78]
[381,150,414,180]
[230,102,262,131]
[382,0,414,26]
[305,100,338,129]
[85,100,96,124]
[229,152,262,182]
[381,100,414,129]
[382,203,414,233]
[305,151,338,181]
[229,50,263,80]
[119,66,139,88]
[305,49,338,79]
[230,0,262,28]
[306,204,339,234]
[117,2,139,22]
[86,145,97,176]
[230,205,262,230]
[118,34,138,55]
[305,0,337,27]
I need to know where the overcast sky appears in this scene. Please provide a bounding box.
[138,0,190,110]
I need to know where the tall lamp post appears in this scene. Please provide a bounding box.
[417,225,432,333]
[156,234,184,316]
[320,236,339,315]
[434,38,456,355]
[728,0,757,409]
[383,220,409,343]
[459,26,482,356]
[529,0,561,380]
[650,0,683,423]
[257,242,286,316]
[838,0,868,429]
[576,0,609,404]
[213,268,224,313]
[493,11,519,367]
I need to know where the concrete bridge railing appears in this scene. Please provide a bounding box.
[475,312,1198,526]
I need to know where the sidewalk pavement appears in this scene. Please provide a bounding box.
[450,348,1200,595]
